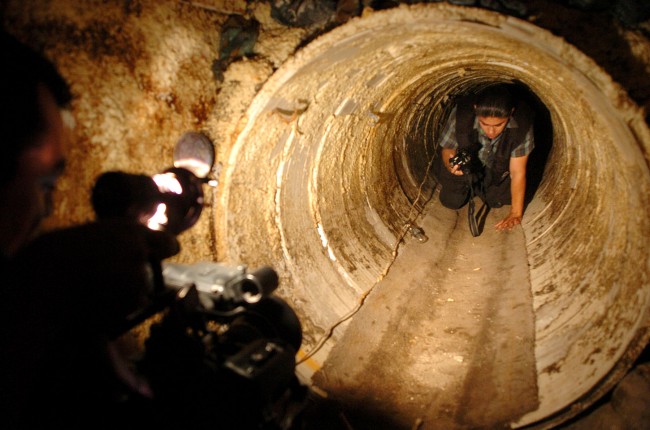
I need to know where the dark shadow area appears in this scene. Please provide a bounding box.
[633,340,650,366]
[554,339,650,429]
[299,394,407,430]
[509,82,554,210]
[296,394,349,429]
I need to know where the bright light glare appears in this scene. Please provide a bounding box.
[147,203,168,231]
[174,159,211,179]
[153,173,183,194]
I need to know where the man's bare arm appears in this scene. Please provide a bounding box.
[495,154,528,230]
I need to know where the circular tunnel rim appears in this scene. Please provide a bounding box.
[219,3,650,428]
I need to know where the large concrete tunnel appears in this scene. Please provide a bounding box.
[220,4,650,429]
[3,1,649,429]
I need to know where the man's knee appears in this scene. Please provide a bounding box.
[434,155,471,209]
[485,183,511,208]
[439,188,468,210]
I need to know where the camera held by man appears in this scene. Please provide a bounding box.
[448,148,474,176]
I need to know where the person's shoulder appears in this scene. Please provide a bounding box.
[450,94,474,119]
[515,99,534,116]
[513,99,535,131]
[454,94,474,109]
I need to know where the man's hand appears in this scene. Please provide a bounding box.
[442,147,464,176]
[497,154,529,231]
[448,163,464,176]
[495,213,522,231]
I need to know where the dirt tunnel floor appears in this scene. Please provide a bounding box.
[311,197,539,430]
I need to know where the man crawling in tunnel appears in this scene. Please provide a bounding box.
[433,83,535,232]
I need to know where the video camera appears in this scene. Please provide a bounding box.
[139,261,305,429]
[91,132,307,429]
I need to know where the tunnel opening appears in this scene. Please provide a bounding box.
[219,4,650,428]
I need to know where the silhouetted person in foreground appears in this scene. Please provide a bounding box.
[0,31,178,428]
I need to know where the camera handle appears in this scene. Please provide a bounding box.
[467,173,480,237]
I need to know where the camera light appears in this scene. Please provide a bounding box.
[152,172,183,194]
[173,131,214,179]
[145,173,185,232]
[91,132,213,235]
[150,167,205,235]
[173,158,211,180]
[147,203,169,231]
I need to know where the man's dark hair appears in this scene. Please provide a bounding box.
[0,31,72,186]
[474,84,514,118]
